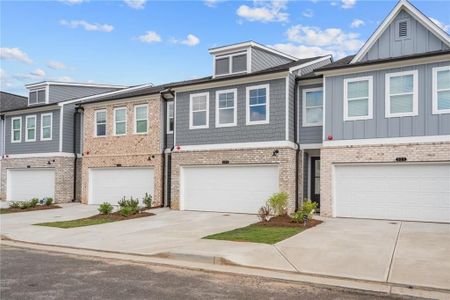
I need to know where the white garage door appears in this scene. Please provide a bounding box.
[7,168,55,201]
[89,167,154,205]
[335,163,450,223]
[181,165,279,214]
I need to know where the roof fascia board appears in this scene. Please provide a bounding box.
[209,41,297,61]
[2,104,59,116]
[25,81,127,89]
[289,55,332,73]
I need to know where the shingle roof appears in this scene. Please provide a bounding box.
[0,92,28,113]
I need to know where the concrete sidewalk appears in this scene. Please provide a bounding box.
[1,203,449,294]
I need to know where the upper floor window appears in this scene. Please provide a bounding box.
[432,66,450,114]
[11,117,22,143]
[189,92,209,129]
[343,76,373,121]
[25,115,36,142]
[246,84,269,125]
[114,107,127,136]
[29,89,46,105]
[385,70,418,118]
[134,104,148,134]
[214,52,247,76]
[41,113,53,141]
[215,89,237,127]
[95,110,107,137]
[166,102,174,134]
[302,88,323,127]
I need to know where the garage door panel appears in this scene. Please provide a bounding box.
[7,169,55,201]
[335,164,450,223]
[182,165,279,214]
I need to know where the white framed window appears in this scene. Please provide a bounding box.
[40,113,53,141]
[114,107,127,136]
[189,92,209,129]
[28,89,46,105]
[166,102,174,134]
[25,115,37,142]
[246,84,270,125]
[134,104,148,134]
[432,66,450,114]
[302,87,323,127]
[95,109,107,137]
[11,116,22,143]
[385,70,418,118]
[343,76,373,121]
[214,52,248,77]
[215,89,237,127]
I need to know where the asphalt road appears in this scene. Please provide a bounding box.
[0,246,409,300]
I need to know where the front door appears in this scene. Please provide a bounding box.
[310,157,320,208]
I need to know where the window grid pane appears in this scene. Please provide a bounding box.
[390,75,413,95]
[390,94,413,113]
[249,88,267,122]
[437,70,450,90]
[437,90,450,110]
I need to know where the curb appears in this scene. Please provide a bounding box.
[1,239,449,300]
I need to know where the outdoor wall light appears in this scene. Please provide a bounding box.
[116,164,122,167]
[272,149,279,157]
[47,161,51,165]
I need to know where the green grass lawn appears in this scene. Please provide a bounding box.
[0,208,15,214]
[35,217,115,229]
[204,224,305,244]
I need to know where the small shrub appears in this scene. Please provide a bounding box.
[44,197,53,206]
[20,201,32,209]
[9,201,21,209]
[292,199,318,223]
[30,198,39,207]
[98,202,113,215]
[267,192,288,216]
[119,205,138,217]
[142,193,152,209]
[118,196,139,209]
[257,205,272,222]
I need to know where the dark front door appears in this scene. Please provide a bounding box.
[310,157,320,208]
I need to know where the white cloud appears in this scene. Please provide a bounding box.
[60,20,114,32]
[59,0,88,5]
[350,18,365,28]
[138,31,161,43]
[0,47,33,64]
[237,0,289,23]
[430,17,450,32]
[57,76,74,82]
[270,43,331,58]
[124,0,146,9]
[30,69,46,77]
[204,0,223,7]
[47,61,66,70]
[178,34,200,46]
[0,68,6,80]
[302,9,314,18]
[341,0,356,9]
[14,68,47,81]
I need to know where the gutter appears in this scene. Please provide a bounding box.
[293,77,300,212]
[72,105,83,202]
[160,89,175,208]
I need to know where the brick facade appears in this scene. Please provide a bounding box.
[0,156,81,203]
[320,142,450,217]
[170,147,299,214]
[81,94,164,206]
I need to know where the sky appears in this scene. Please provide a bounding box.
[1,0,449,96]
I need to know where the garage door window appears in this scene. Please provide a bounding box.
[344,76,373,121]
[215,89,237,127]
[11,117,22,143]
[432,66,450,114]
[135,104,148,134]
[114,107,127,136]
[95,110,107,137]
[25,115,36,142]
[190,92,209,129]
[385,70,418,117]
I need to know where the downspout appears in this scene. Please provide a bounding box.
[72,105,83,202]
[160,89,175,208]
[293,77,300,212]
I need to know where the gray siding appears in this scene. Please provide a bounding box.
[0,120,4,156]
[48,85,117,104]
[251,48,292,73]
[5,109,60,154]
[298,83,323,144]
[300,58,332,76]
[62,104,82,153]
[303,152,309,200]
[175,78,287,145]
[363,9,449,62]
[165,101,174,149]
[324,60,450,141]
[288,73,295,141]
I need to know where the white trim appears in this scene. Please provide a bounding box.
[41,112,53,141]
[174,92,177,146]
[25,115,37,142]
[11,116,22,143]
[209,41,297,61]
[432,66,450,115]
[323,76,327,141]
[175,141,298,152]
[247,48,252,74]
[45,84,50,104]
[215,89,237,128]
[323,135,450,147]
[385,70,418,118]
[302,87,324,127]
[58,105,63,151]
[134,104,148,135]
[299,143,322,150]
[28,88,47,106]
[113,107,127,136]
[285,75,289,140]
[289,55,332,73]
[4,152,80,159]
[189,92,209,130]
[395,18,411,40]
[351,0,450,63]
[25,81,126,89]
[94,109,107,137]
[246,84,270,125]
[166,102,174,134]
[343,76,373,121]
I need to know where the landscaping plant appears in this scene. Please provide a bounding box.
[267,192,288,216]
[98,202,113,215]
[44,197,53,206]
[142,193,152,209]
[8,201,21,209]
[118,196,140,216]
[292,199,318,223]
[119,206,137,217]
[257,205,272,222]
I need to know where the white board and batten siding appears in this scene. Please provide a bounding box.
[180,164,279,214]
[7,168,55,201]
[88,167,154,206]
[334,163,450,223]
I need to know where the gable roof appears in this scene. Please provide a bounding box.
[351,0,450,63]
[0,91,28,113]
[209,41,298,61]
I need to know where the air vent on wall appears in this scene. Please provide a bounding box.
[398,21,408,38]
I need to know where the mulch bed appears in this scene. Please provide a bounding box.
[256,215,322,228]
[0,205,62,214]
[85,211,155,221]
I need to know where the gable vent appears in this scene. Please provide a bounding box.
[398,21,408,37]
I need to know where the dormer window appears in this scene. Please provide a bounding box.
[396,19,410,40]
[29,89,46,105]
[214,52,248,77]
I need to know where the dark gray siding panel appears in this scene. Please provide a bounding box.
[288,73,295,141]
[251,48,292,72]
[5,109,60,154]
[48,86,117,103]
[303,152,309,200]
[0,120,4,156]
[300,58,332,76]
[62,104,81,153]
[325,60,450,141]
[166,134,174,149]
[298,83,323,144]
[175,78,287,145]
[363,9,448,62]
